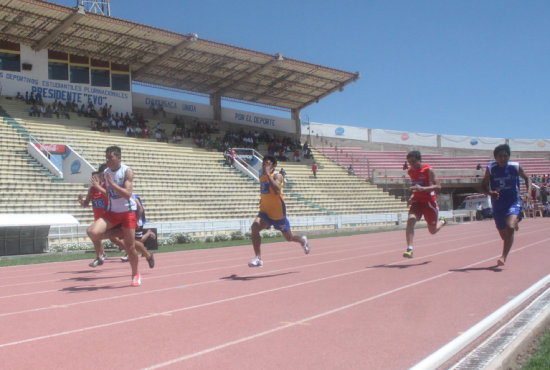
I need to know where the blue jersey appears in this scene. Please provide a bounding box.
[487,161,522,212]
[133,194,146,227]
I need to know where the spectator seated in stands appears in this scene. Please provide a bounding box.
[135,125,143,138]
[125,125,135,137]
[61,105,70,119]
[15,92,24,101]
[171,128,183,144]
[348,164,354,175]
[41,105,49,118]
[90,120,99,131]
[100,119,110,132]
[29,104,39,117]
[293,150,301,162]
[78,103,86,117]
[142,125,151,139]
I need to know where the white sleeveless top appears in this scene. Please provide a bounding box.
[104,164,137,213]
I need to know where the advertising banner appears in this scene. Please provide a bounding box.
[508,138,550,152]
[302,122,367,140]
[132,92,213,119]
[221,108,295,133]
[371,129,437,147]
[440,135,505,150]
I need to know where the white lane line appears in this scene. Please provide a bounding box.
[2,236,546,354]
[0,235,496,317]
[143,242,549,370]
[0,227,491,293]
[0,225,497,285]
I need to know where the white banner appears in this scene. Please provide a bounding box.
[508,138,550,152]
[302,122,368,140]
[440,135,505,150]
[132,92,213,119]
[371,129,437,147]
[222,108,295,133]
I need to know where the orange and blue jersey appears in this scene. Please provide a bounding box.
[259,171,286,221]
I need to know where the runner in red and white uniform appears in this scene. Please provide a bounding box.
[87,146,141,286]
[403,151,446,258]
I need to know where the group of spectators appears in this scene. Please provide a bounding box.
[21,91,72,120]
[521,173,550,217]
[20,90,316,166]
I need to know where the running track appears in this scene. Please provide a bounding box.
[0,218,548,369]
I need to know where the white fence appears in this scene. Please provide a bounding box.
[47,211,457,247]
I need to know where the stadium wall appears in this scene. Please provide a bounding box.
[303,122,550,157]
[0,45,132,113]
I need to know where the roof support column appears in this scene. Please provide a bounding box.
[291,108,301,140]
[210,94,222,122]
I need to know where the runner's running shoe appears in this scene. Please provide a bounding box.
[248,256,263,267]
[89,257,104,267]
[302,236,311,255]
[120,254,128,262]
[439,216,447,226]
[403,250,413,258]
[131,273,141,287]
[147,253,155,268]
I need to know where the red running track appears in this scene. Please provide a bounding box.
[0,218,548,369]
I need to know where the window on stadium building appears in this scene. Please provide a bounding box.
[0,52,20,71]
[49,62,68,80]
[91,68,110,86]
[69,54,89,84]
[48,50,69,80]
[111,63,130,91]
[91,59,110,87]
[0,41,21,72]
[111,73,130,91]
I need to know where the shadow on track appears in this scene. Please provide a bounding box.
[220,272,297,281]
[449,265,502,273]
[59,284,125,292]
[368,261,432,269]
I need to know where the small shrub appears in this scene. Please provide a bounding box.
[231,231,245,240]
[214,233,231,242]
[260,229,281,238]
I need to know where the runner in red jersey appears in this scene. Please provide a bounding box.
[78,163,108,267]
[403,151,446,258]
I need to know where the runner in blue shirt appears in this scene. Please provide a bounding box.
[482,144,531,266]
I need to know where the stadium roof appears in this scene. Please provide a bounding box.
[0,0,360,112]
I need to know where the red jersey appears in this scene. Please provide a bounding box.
[408,164,436,202]
[88,183,107,219]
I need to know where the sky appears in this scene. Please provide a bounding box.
[53,0,549,139]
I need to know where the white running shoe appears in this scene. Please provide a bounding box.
[302,236,310,255]
[248,256,263,267]
[131,273,141,287]
[120,254,128,262]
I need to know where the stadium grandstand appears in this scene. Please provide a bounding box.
[0,0,549,251]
